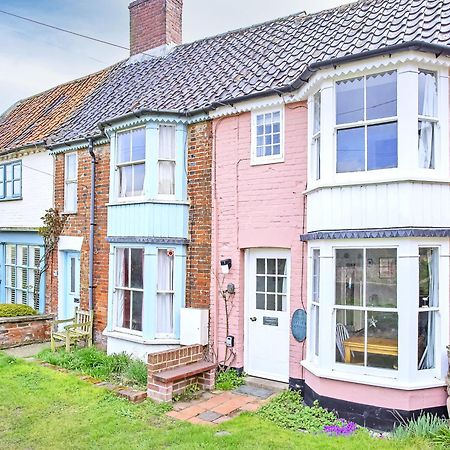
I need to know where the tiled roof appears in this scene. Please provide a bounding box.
[2,0,450,150]
[0,68,110,155]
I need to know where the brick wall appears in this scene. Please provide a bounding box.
[147,344,214,401]
[129,0,183,55]
[186,121,213,309]
[0,315,53,349]
[46,144,110,343]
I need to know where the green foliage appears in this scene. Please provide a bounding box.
[0,304,37,317]
[37,347,147,389]
[0,353,17,368]
[431,424,450,448]
[215,369,246,391]
[391,414,448,440]
[173,383,201,402]
[257,390,338,432]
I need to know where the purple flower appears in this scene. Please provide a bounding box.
[323,419,358,436]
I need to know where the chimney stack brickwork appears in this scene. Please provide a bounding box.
[129,0,183,56]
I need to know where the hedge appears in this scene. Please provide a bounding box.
[0,304,37,318]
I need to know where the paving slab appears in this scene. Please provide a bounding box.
[4,342,53,358]
[233,384,274,399]
[197,411,222,422]
[212,395,254,415]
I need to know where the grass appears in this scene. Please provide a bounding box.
[0,352,434,450]
[38,347,147,390]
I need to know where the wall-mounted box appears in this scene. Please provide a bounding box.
[180,308,208,345]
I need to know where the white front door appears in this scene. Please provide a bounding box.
[63,251,80,319]
[245,248,290,382]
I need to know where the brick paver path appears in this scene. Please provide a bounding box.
[167,390,273,425]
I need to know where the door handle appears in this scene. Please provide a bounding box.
[74,298,80,304]
[250,317,257,322]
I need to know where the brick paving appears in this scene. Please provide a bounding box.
[166,390,270,425]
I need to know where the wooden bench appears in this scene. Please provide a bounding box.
[50,308,93,352]
[154,361,217,383]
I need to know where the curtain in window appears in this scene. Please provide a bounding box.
[418,74,436,169]
[158,126,176,195]
[156,250,174,335]
[116,248,126,328]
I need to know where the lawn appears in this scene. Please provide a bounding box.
[0,353,432,450]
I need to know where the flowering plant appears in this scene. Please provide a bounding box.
[323,419,358,436]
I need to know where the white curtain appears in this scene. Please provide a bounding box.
[424,250,438,369]
[116,248,126,328]
[418,73,436,169]
[119,167,128,198]
[156,250,174,335]
[158,126,176,195]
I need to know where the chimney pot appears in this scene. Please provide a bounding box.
[129,0,183,56]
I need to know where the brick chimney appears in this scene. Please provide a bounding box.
[129,0,183,56]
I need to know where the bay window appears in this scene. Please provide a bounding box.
[305,240,447,387]
[418,70,438,169]
[311,93,321,180]
[117,128,146,198]
[115,247,144,332]
[336,71,398,173]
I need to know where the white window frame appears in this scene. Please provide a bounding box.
[308,248,320,363]
[116,127,146,202]
[303,238,449,389]
[335,70,398,174]
[64,152,78,213]
[113,246,145,336]
[251,107,285,165]
[311,92,321,181]
[0,160,22,200]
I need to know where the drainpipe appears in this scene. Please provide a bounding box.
[88,138,96,311]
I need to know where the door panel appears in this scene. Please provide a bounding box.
[64,252,80,319]
[246,249,290,382]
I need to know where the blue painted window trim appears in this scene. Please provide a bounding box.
[107,243,186,341]
[0,160,22,201]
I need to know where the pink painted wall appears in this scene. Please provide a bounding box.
[210,103,308,379]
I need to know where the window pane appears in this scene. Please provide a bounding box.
[336,309,365,365]
[6,245,16,265]
[366,311,398,369]
[156,293,173,334]
[312,249,320,303]
[117,131,131,163]
[277,277,287,294]
[256,293,265,310]
[65,183,77,212]
[418,120,435,169]
[419,70,437,117]
[277,259,286,276]
[313,305,320,357]
[313,92,321,134]
[418,310,436,370]
[116,248,129,288]
[159,125,176,160]
[132,128,146,161]
[6,181,12,197]
[158,161,175,195]
[366,71,397,120]
[366,249,397,308]
[367,122,397,170]
[256,276,265,292]
[336,77,364,124]
[131,291,143,331]
[118,290,131,329]
[267,259,276,275]
[130,248,143,289]
[13,163,21,180]
[158,249,174,291]
[336,127,365,173]
[267,276,276,292]
[5,165,12,181]
[335,249,363,306]
[419,248,438,307]
[119,165,133,197]
[70,257,76,293]
[133,164,145,196]
[13,180,21,196]
[66,154,77,180]
[267,294,276,311]
[256,259,265,274]
[312,137,320,180]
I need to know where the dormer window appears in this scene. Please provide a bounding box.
[117,128,146,198]
[0,161,21,200]
[336,71,398,173]
[418,70,438,169]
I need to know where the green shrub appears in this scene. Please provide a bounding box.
[0,304,37,317]
[257,390,338,432]
[215,368,245,390]
[38,347,147,389]
[392,413,448,440]
[432,424,450,447]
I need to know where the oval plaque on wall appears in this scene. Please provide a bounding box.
[291,309,307,342]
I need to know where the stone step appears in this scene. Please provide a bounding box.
[234,376,288,399]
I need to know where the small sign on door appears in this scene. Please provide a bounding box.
[263,316,278,326]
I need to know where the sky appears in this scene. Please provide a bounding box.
[0,0,349,113]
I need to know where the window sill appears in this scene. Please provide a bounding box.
[250,156,284,167]
[302,360,446,391]
[62,211,77,215]
[104,330,180,345]
[0,197,23,202]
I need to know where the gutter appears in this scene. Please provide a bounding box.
[46,40,450,149]
[88,138,96,312]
